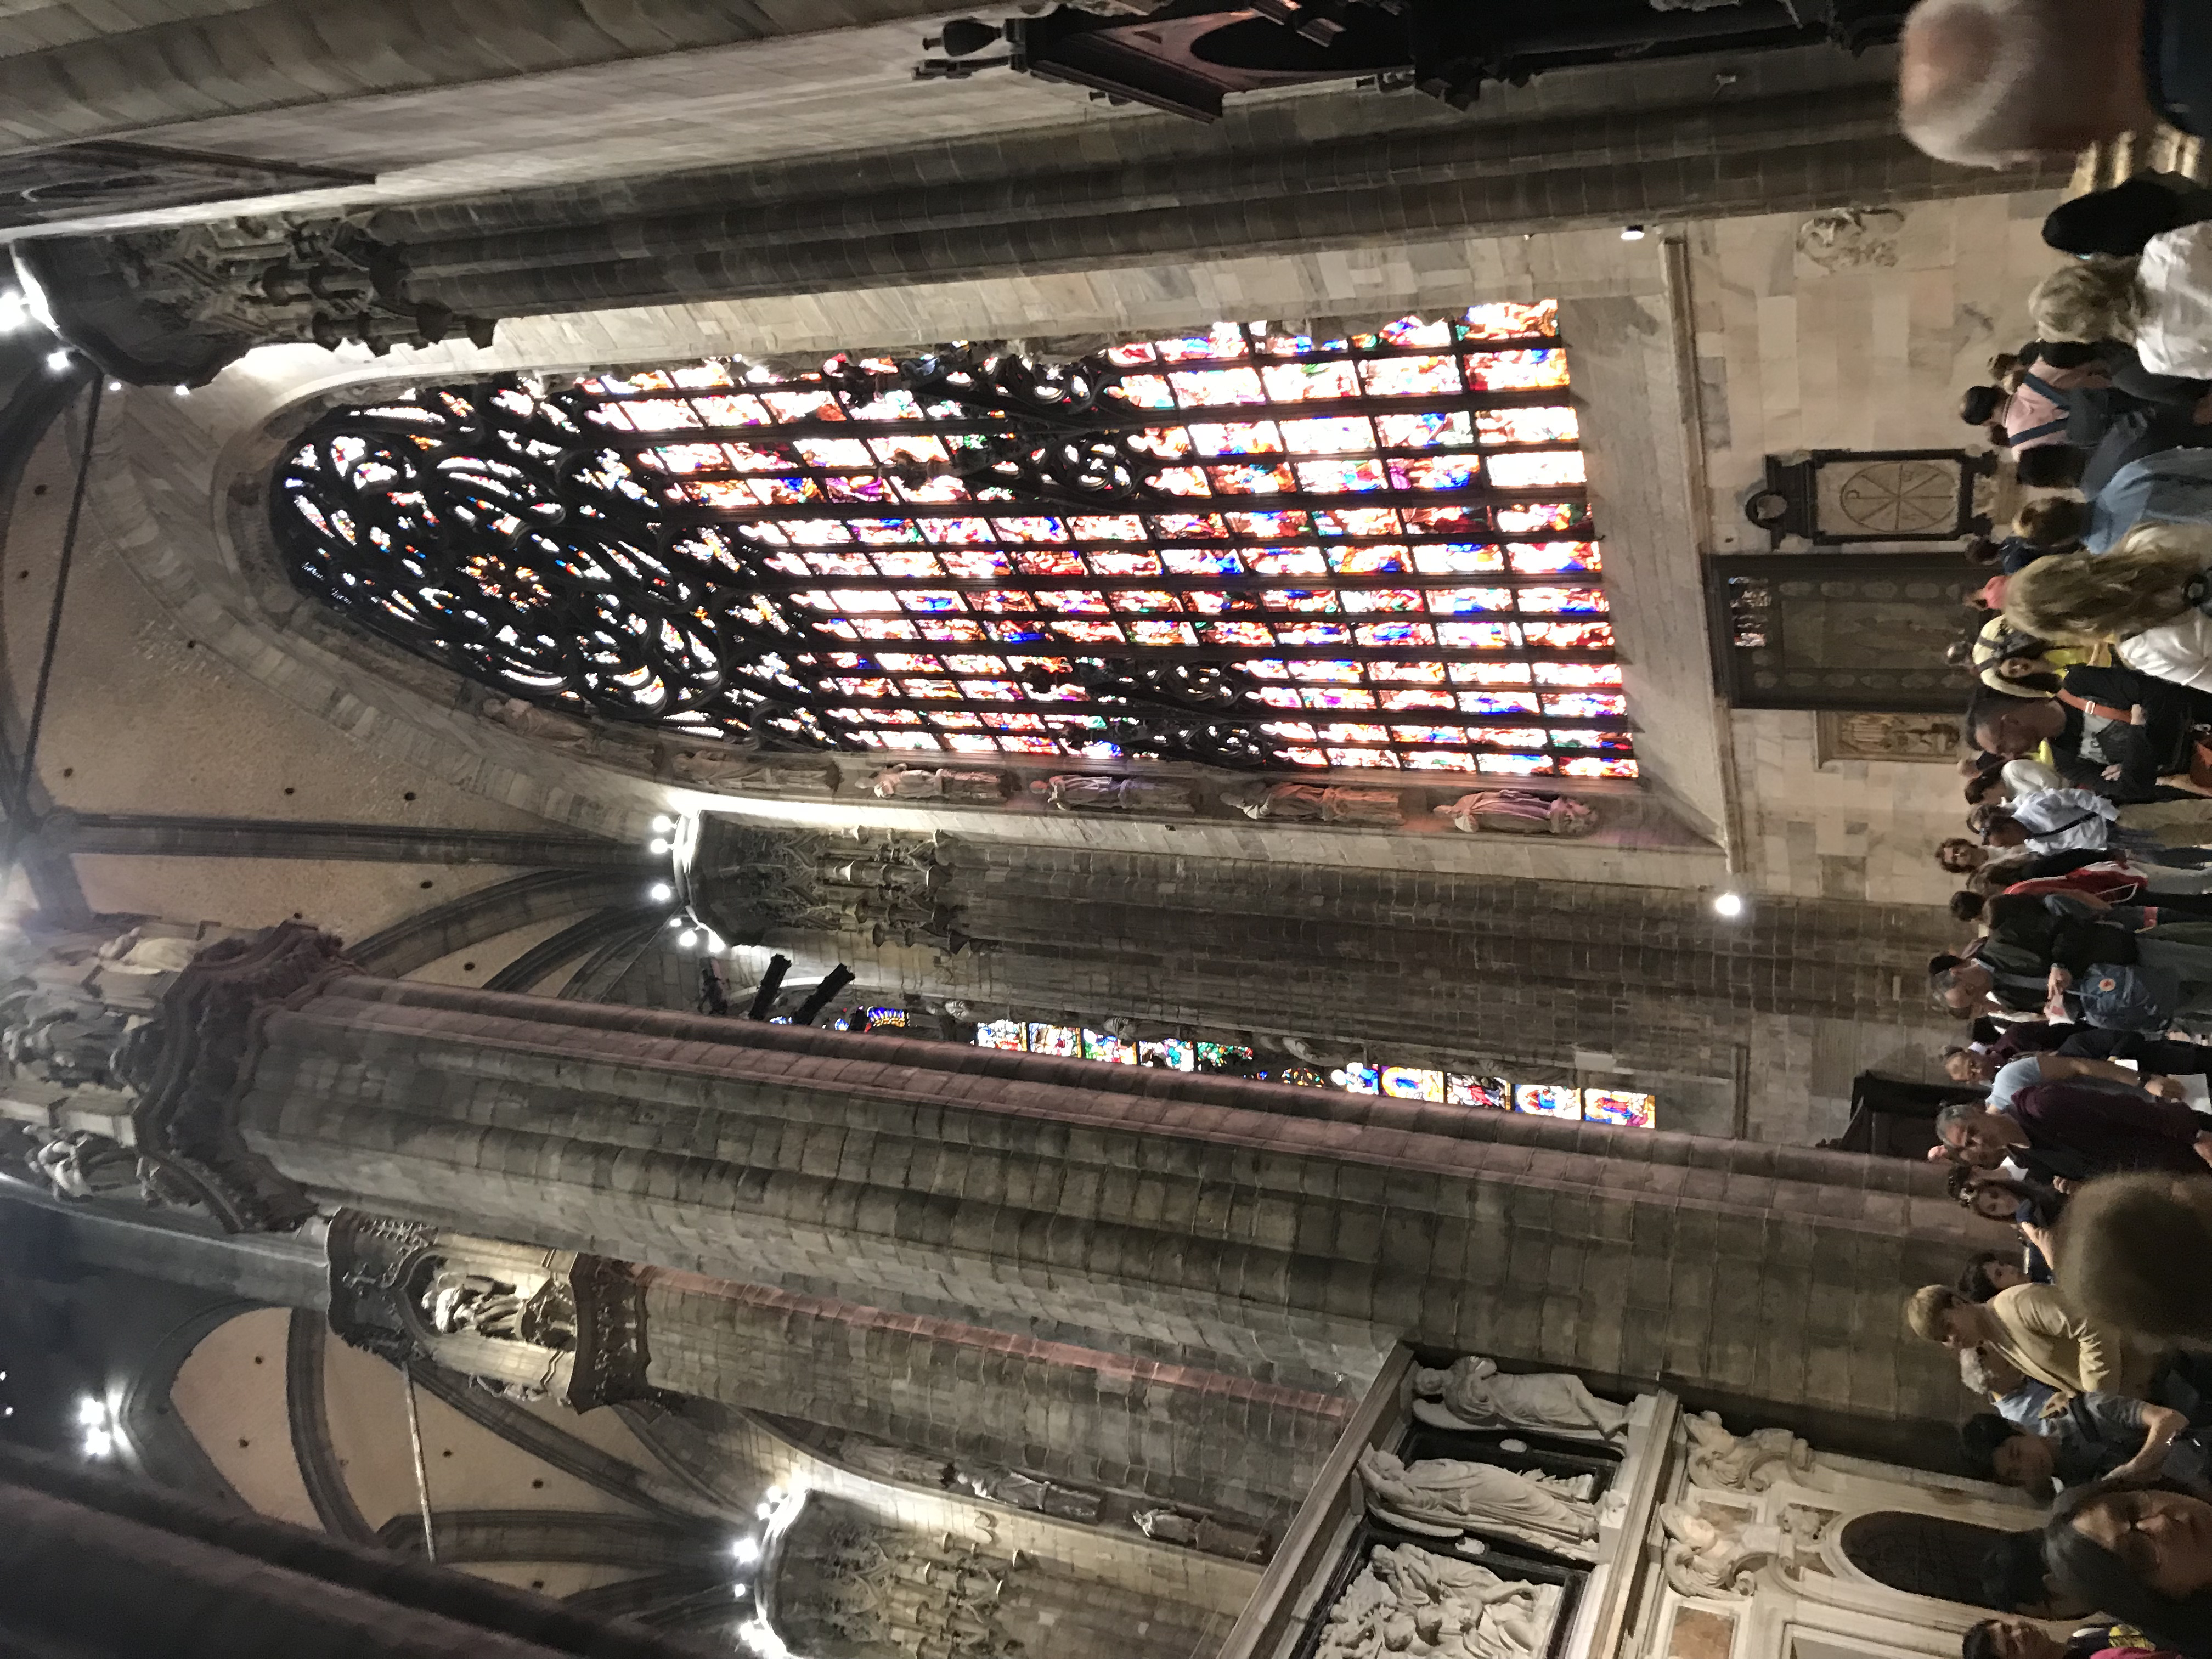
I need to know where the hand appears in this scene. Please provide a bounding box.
[2048,965,2074,992]
[2106,764,2126,780]
[2051,1177,2081,1195]
[2114,1443,2172,1483]
[2146,1074,2184,1099]
[2132,704,2151,727]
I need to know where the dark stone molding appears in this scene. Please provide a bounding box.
[373,1508,724,1568]
[22,75,2065,385]
[40,812,651,869]
[285,1310,381,1544]
[567,1256,657,1413]
[324,1209,439,1368]
[122,921,353,1232]
[347,870,648,977]
[0,139,368,231]
[0,1439,719,1659]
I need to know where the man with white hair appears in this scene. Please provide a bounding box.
[1899,0,2211,167]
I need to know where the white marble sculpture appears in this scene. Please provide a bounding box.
[1357,1447,1598,1559]
[1657,1504,1776,1599]
[1223,783,1405,827]
[870,764,1009,804]
[1318,1543,1561,1659]
[1434,791,1596,838]
[1683,1410,1816,1492]
[1033,774,1197,814]
[1410,1356,1630,1442]
[481,695,592,750]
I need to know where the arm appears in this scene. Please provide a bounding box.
[2112,1401,2190,1482]
[2017,1286,2129,1395]
[2039,1054,2157,1090]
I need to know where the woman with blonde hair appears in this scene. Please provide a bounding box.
[2002,523,2212,690]
[2028,226,2212,379]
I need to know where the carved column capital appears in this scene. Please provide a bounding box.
[123,922,352,1231]
[19,216,503,386]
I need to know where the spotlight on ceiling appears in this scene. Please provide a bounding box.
[650,814,675,833]
[44,349,70,373]
[1621,225,1647,241]
[676,929,698,950]
[106,379,122,391]
[173,384,190,396]
[1711,891,1748,920]
[649,882,674,902]
[731,1536,762,1565]
[648,837,672,854]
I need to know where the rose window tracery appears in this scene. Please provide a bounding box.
[274,302,1633,778]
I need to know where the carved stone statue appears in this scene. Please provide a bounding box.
[425,1272,528,1339]
[1318,1543,1561,1659]
[481,696,593,750]
[1133,1508,1200,1545]
[1032,774,1196,814]
[1658,1504,1776,1598]
[1130,1504,1268,1560]
[1433,791,1596,838]
[1411,1356,1629,1442]
[95,931,201,979]
[843,1439,955,1487]
[1356,1447,1598,1558]
[1223,783,1405,827]
[960,1465,1103,1522]
[871,765,1009,804]
[0,982,134,1090]
[30,1131,150,1202]
[1683,1410,1815,1492]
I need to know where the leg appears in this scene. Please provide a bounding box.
[2147,894,2212,918]
[2120,800,2212,846]
[2138,864,2212,893]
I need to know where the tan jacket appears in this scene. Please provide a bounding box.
[1987,1283,2145,1397]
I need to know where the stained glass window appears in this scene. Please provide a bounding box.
[967,1024,1652,1125]
[274,301,1632,779]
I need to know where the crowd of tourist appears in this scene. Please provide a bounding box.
[1885,9,2212,1651]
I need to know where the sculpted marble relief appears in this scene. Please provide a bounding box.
[1658,1503,1777,1599]
[1411,1357,1630,1442]
[1318,1543,1562,1659]
[1434,791,1597,837]
[1034,774,1197,815]
[1223,783,1406,827]
[1358,1447,1599,1560]
[1683,1411,1816,1493]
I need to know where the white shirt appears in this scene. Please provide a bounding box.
[2140,221,2212,379]
[2010,787,2118,853]
[2119,609,2212,692]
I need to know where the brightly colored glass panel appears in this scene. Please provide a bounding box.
[961,1019,1652,1125]
[275,301,1629,780]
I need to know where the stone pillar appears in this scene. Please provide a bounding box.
[7,923,1997,1471]
[215,958,1988,1455]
